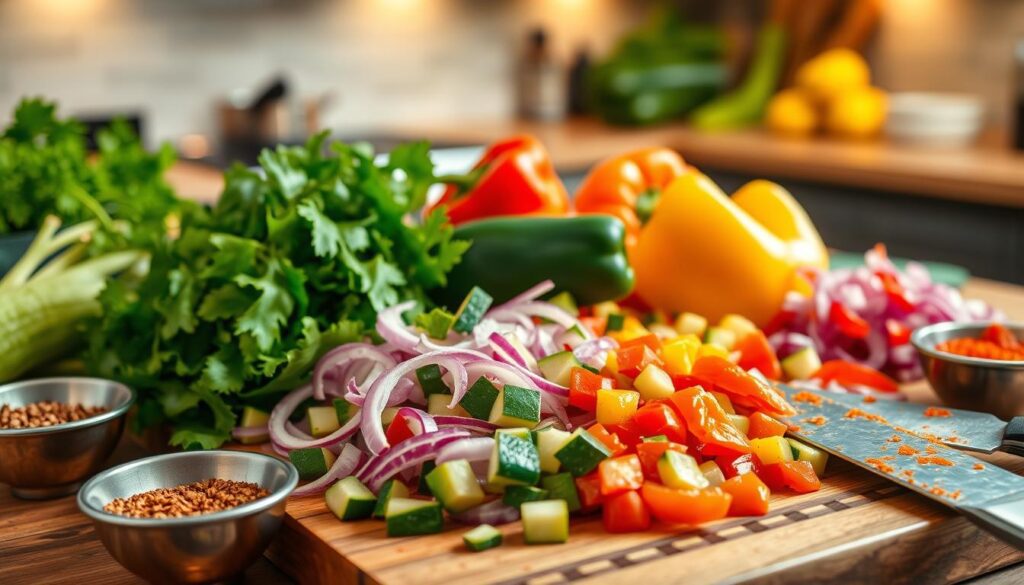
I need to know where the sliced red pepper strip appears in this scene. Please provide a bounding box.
[876,271,916,313]
[690,356,796,418]
[715,452,762,479]
[829,301,871,339]
[885,319,911,346]
[640,483,732,525]
[668,386,751,454]
[746,412,787,439]
[616,344,663,378]
[633,402,687,443]
[735,331,782,381]
[813,360,899,393]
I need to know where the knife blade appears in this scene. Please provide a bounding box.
[779,387,1024,455]
[778,384,1024,549]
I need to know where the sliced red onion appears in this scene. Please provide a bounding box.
[313,343,396,400]
[433,415,500,433]
[505,301,584,333]
[345,377,415,407]
[573,336,618,369]
[767,332,814,360]
[450,499,520,526]
[269,384,362,450]
[292,443,367,497]
[363,428,472,491]
[493,279,555,311]
[488,332,529,368]
[231,424,268,441]
[376,301,421,353]
[392,406,438,435]
[435,436,494,465]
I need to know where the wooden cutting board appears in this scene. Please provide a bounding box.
[263,453,1024,585]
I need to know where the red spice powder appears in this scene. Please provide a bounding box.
[863,395,877,404]
[973,463,985,471]
[866,456,896,474]
[930,486,947,497]
[803,416,827,426]
[845,408,888,423]
[792,391,823,405]
[897,445,919,456]
[887,435,902,443]
[901,469,915,478]
[925,445,938,454]
[917,455,955,467]
[923,407,952,418]
[950,490,962,500]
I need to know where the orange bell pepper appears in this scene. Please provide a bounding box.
[720,473,771,516]
[813,360,899,393]
[603,490,651,533]
[735,331,782,381]
[668,386,751,455]
[747,412,787,439]
[598,454,645,496]
[587,423,628,456]
[569,367,613,411]
[429,135,569,225]
[779,460,821,493]
[636,441,688,481]
[640,483,732,525]
[690,355,796,418]
[575,472,604,510]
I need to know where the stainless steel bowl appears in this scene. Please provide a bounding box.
[911,321,1024,419]
[78,450,299,585]
[0,377,134,499]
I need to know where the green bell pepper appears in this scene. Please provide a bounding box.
[433,215,634,308]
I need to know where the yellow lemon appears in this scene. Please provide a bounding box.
[826,86,888,139]
[765,89,818,137]
[796,48,871,103]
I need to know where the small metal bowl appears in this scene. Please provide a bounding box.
[911,321,1024,419]
[0,377,134,499]
[78,450,299,585]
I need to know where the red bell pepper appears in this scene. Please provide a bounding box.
[620,333,662,352]
[569,367,613,411]
[669,386,751,455]
[690,356,796,418]
[715,452,762,479]
[606,418,643,448]
[720,473,771,516]
[635,441,688,481]
[603,490,651,533]
[616,343,663,378]
[871,244,916,313]
[598,454,644,496]
[575,473,604,510]
[735,331,782,381]
[779,461,821,493]
[640,483,732,525]
[813,360,899,393]
[632,402,687,443]
[829,301,871,339]
[385,414,417,445]
[428,135,569,225]
[587,423,628,456]
[746,412,787,440]
[885,319,911,346]
[580,316,607,337]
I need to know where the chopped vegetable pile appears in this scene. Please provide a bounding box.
[261,281,828,547]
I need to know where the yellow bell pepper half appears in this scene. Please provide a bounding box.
[631,173,828,327]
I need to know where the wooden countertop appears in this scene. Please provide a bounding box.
[2,277,1023,584]
[375,118,1024,209]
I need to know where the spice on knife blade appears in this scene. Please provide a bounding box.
[897,445,918,456]
[916,455,955,467]
[923,407,952,418]
[803,416,827,426]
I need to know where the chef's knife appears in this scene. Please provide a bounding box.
[783,387,1024,456]
[778,385,1024,549]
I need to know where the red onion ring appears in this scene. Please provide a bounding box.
[313,343,396,400]
[269,384,362,450]
[435,436,494,465]
[362,428,472,491]
[292,443,367,497]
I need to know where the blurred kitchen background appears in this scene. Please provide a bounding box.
[1,0,1024,281]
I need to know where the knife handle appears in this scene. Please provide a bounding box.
[1001,417,1024,457]
[963,495,1024,550]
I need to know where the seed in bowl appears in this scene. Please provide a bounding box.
[0,400,107,429]
[103,478,270,519]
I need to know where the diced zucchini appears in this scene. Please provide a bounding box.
[332,399,358,424]
[560,324,589,349]
[595,389,640,426]
[487,433,541,486]
[502,485,549,507]
[675,312,708,337]
[373,479,409,518]
[308,406,341,438]
[657,450,709,490]
[710,391,736,414]
[418,460,436,494]
[415,307,455,339]
[427,393,471,417]
[537,351,582,387]
[781,347,822,380]
[463,524,503,552]
[548,291,579,317]
[489,385,541,428]
[750,436,795,465]
[727,414,750,436]
[426,459,486,513]
[385,498,444,537]
[605,314,626,332]
[699,460,726,487]
[416,364,451,397]
[381,407,400,426]
[534,427,572,474]
[496,427,532,442]
[540,473,581,513]
[703,327,737,350]
[460,377,500,420]
[592,301,621,319]
[719,314,757,340]
[787,438,829,476]
[633,363,674,401]
[642,435,668,443]
[289,447,336,480]
[237,407,269,444]
[554,428,611,477]
[452,286,493,334]
[325,477,377,521]
[521,500,569,544]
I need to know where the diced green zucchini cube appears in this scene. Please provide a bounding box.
[385,498,444,537]
[554,428,611,477]
[547,291,579,317]
[727,414,750,436]
[414,307,455,339]
[710,391,736,414]
[416,364,451,397]
[452,286,493,334]
[428,393,471,417]
[418,460,436,495]
[487,433,541,487]
[502,485,549,508]
[606,314,625,332]
[658,450,709,490]
[237,407,269,444]
[496,427,533,442]
[540,473,581,513]
[381,407,400,426]
[463,524,503,552]
[703,327,737,350]
[537,351,582,387]
[308,406,341,437]
[425,460,486,513]
[534,427,572,474]
[325,477,376,521]
[332,399,358,424]
[633,363,674,401]
[787,438,829,476]
[781,347,822,380]
[373,479,410,518]
[642,435,668,443]
[459,377,500,420]
[488,385,541,428]
[289,447,336,480]
[699,461,726,487]
[521,500,569,544]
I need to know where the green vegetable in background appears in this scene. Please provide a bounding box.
[87,133,469,450]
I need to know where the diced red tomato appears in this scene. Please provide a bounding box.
[575,473,604,510]
[780,461,821,493]
[621,333,662,352]
[715,452,762,479]
[569,367,613,411]
[746,412,787,439]
[756,463,787,491]
[813,360,899,393]
[598,454,644,496]
[632,402,687,443]
[635,441,688,481]
[669,386,751,454]
[616,344,663,378]
[605,418,643,448]
[735,331,782,381]
[885,319,911,346]
[690,356,796,418]
[602,490,651,533]
[829,301,871,339]
[580,316,607,337]
[640,483,732,525]
[587,423,628,456]
[720,472,771,516]
[385,415,416,445]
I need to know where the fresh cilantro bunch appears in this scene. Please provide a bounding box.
[88,133,469,449]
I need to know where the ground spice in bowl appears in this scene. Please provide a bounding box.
[0,400,107,429]
[104,478,270,519]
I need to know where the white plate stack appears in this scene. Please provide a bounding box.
[885,92,985,147]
